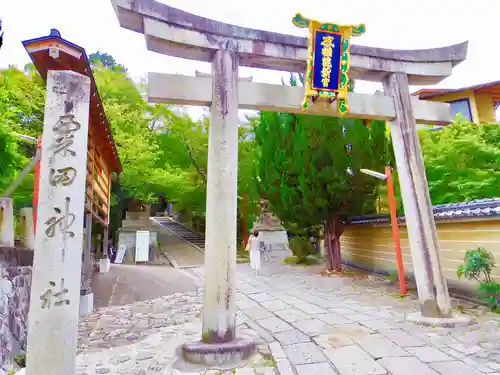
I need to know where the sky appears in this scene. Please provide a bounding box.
[1,0,499,109]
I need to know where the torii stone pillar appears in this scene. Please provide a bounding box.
[110,0,471,337]
[182,44,256,363]
[384,73,464,323]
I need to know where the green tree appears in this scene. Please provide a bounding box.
[237,115,261,241]
[420,119,500,205]
[91,62,190,236]
[92,62,181,201]
[154,107,209,218]
[0,66,42,208]
[89,51,127,72]
[255,113,390,270]
[255,72,390,270]
[0,65,45,137]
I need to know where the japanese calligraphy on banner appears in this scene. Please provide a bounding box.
[27,70,90,374]
[292,13,366,115]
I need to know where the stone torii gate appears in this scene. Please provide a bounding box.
[111,0,469,362]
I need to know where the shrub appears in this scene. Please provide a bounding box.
[283,256,300,264]
[302,254,324,265]
[457,247,499,312]
[13,353,25,367]
[289,236,314,261]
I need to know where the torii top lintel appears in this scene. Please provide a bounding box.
[111,0,468,85]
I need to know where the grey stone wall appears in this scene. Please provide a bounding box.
[0,247,33,374]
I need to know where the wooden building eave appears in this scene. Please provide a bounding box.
[22,29,122,175]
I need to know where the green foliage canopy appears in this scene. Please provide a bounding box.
[420,119,500,205]
[254,113,390,228]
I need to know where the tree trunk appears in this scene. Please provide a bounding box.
[324,216,344,271]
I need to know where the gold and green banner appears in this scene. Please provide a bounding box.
[292,13,365,115]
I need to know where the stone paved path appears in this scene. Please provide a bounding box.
[155,226,204,268]
[77,289,276,374]
[202,263,500,375]
[92,264,201,309]
[76,262,500,375]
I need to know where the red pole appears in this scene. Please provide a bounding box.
[386,166,407,295]
[243,194,248,248]
[33,136,42,236]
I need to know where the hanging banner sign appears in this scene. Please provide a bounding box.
[292,13,366,115]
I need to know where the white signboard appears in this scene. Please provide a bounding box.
[26,70,91,374]
[115,245,127,264]
[135,230,150,262]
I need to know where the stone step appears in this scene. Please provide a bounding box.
[155,218,206,251]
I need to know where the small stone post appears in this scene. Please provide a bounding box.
[19,207,35,249]
[384,72,452,319]
[0,198,14,247]
[26,70,90,375]
[80,213,94,315]
[182,45,255,364]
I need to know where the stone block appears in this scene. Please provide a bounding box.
[354,333,410,358]
[247,292,274,302]
[406,346,454,362]
[295,362,339,375]
[282,342,327,365]
[294,303,327,314]
[312,332,354,349]
[316,313,353,325]
[430,360,485,375]
[275,358,295,375]
[324,344,388,375]
[359,319,394,331]
[274,329,311,345]
[329,307,357,315]
[255,317,293,334]
[379,329,426,347]
[260,300,290,312]
[240,307,273,321]
[378,356,439,375]
[292,318,334,336]
[274,309,310,323]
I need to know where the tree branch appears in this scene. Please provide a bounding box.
[181,134,207,184]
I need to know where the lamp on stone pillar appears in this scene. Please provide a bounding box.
[182,45,255,365]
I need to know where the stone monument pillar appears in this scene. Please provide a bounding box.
[19,207,35,249]
[0,198,14,247]
[26,70,90,375]
[252,200,291,262]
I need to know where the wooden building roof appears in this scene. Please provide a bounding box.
[22,29,122,174]
[413,80,500,104]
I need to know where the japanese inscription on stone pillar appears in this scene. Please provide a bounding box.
[26,70,90,375]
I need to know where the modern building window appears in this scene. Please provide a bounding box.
[447,98,473,122]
